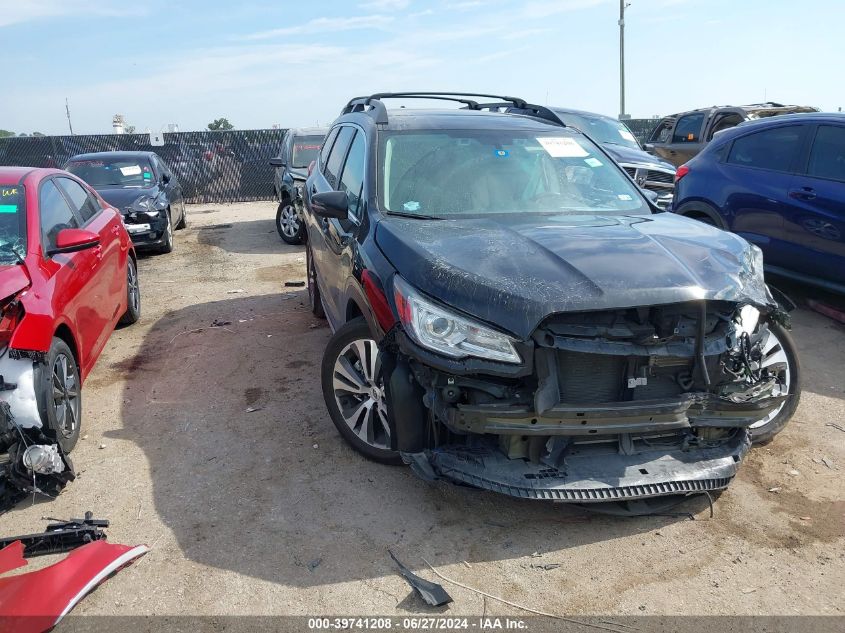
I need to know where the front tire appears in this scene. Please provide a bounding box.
[35,338,82,453]
[321,318,401,464]
[157,211,174,254]
[175,201,187,230]
[306,244,325,318]
[749,322,801,444]
[118,256,141,326]
[276,200,303,244]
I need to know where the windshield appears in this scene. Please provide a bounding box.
[380,129,649,217]
[0,185,26,264]
[557,113,641,150]
[66,157,155,188]
[292,136,324,168]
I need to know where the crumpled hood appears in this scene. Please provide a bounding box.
[289,167,309,180]
[94,185,161,212]
[376,213,773,339]
[601,144,676,173]
[0,266,31,301]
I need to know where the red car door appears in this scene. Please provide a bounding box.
[37,178,110,378]
[53,177,124,372]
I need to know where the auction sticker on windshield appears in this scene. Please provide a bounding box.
[537,136,588,158]
[120,165,142,176]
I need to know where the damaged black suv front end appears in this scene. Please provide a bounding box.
[307,93,799,508]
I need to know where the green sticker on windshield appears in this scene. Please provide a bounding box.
[0,205,17,214]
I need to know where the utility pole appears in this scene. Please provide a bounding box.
[65,97,74,135]
[618,1,631,120]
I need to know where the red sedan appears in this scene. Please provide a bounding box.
[0,167,140,452]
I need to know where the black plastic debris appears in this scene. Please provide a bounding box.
[388,550,453,607]
[0,511,108,557]
[284,281,306,287]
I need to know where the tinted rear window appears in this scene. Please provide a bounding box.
[807,125,845,182]
[66,157,155,188]
[727,126,804,172]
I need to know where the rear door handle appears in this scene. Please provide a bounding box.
[789,187,817,200]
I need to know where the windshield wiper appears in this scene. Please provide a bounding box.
[385,211,443,220]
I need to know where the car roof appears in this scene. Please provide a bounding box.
[0,166,57,186]
[550,107,617,121]
[67,151,158,161]
[714,112,845,140]
[291,127,329,136]
[338,107,565,132]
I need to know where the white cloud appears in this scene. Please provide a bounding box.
[0,0,146,27]
[522,0,608,19]
[242,15,394,40]
[359,0,410,10]
[446,1,483,10]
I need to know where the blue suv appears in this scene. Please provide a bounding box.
[672,113,845,293]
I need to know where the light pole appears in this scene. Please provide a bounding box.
[618,1,631,120]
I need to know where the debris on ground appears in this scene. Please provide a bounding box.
[0,511,108,557]
[0,539,148,633]
[388,550,453,607]
[211,319,232,327]
[0,403,75,513]
[531,563,561,571]
[768,487,782,493]
[821,457,834,469]
[807,299,845,325]
[226,289,245,294]
[307,558,322,572]
[245,406,262,413]
[826,423,845,433]
[787,469,800,476]
[284,281,306,287]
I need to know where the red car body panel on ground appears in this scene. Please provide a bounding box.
[0,167,133,381]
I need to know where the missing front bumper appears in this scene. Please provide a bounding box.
[407,431,750,502]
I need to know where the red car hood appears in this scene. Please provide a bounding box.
[0,265,31,301]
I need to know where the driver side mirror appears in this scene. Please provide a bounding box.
[48,228,100,256]
[311,191,349,220]
[643,143,655,152]
[269,157,286,168]
[160,173,171,184]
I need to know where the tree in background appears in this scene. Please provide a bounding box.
[32,132,44,137]
[124,125,136,134]
[208,118,234,131]
[0,130,14,138]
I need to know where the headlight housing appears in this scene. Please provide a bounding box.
[392,275,521,364]
[130,194,166,215]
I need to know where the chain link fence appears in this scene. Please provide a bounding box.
[621,118,660,145]
[0,129,287,203]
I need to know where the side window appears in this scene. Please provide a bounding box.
[807,125,845,182]
[649,120,672,143]
[156,156,173,179]
[672,113,705,143]
[319,127,340,170]
[40,179,80,251]
[338,130,366,219]
[324,127,355,190]
[56,177,99,222]
[727,126,804,173]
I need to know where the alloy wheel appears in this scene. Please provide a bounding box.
[331,338,391,450]
[749,326,792,429]
[127,260,140,314]
[279,204,299,238]
[52,353,80,439]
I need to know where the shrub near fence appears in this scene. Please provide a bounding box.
[0,129,287,204]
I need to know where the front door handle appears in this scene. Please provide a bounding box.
[789,187,817,201]
[311,184,317,195]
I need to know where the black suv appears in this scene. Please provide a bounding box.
[303,93,799,509]
[646,103,818,167]
[269,127,327,244]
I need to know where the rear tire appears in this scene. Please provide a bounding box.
[307,243,325,318]
[675,201,723,228]
[34,338,82,453]
[321,318,401,464]
[118,256,141,326]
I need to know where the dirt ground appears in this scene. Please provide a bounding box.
[3,201,843,618]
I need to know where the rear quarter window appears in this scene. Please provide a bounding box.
[726,125,804,173]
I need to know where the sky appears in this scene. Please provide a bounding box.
[1,0,843,135]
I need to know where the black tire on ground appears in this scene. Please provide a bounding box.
[675,201,722,228]
[118,256,141,326]
[321,318,402,464]
[34,337,82,453]
[276,200,303,245]
[175,201,187,230]
[749,321,801,444]
[157,211,174,254]
[307,244,325,318]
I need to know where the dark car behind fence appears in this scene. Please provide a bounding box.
[0,129,287,203]
[0,122,659,203]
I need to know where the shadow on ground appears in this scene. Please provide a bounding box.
[196,218,304,256]
[105,290,713,589]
